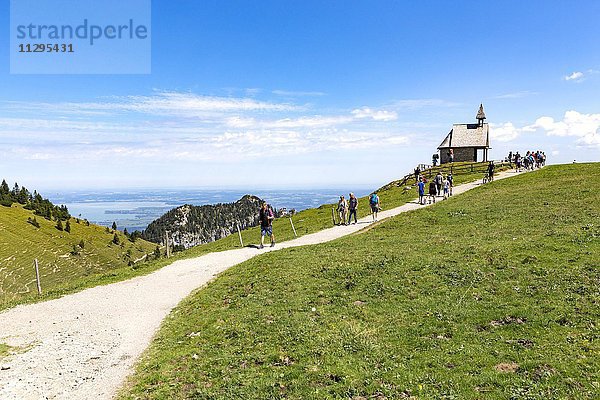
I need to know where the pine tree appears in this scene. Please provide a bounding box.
[56,220,64,231]
[0,180,9,196]
[153,245,161,259]
[123,228,129,237]
[65,220,71,233]
[112,221,118,231]
[112,233,120,245]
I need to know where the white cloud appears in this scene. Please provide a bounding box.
[5,92,300,119]
[524,110,600,148]
[564,71,584,82]
[490,122,520,142]
[492,91,537,99]
[351,107,398,121]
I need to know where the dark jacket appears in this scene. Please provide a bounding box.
[349,197,358,210]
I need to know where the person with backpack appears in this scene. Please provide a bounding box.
[447,173,453,196]
[369,192,380,221]
[337,195,348,225]
[428,180,437,204]
[348,193,358,224]
[435,172,444,197]
[443,176,450,199]
[259,202,275,249]
[418,177,426,205]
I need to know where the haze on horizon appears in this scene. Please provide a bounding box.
[1,1,599,191]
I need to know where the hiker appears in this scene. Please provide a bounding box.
[447,173,453,196]
[348,193,358,224]
[448,148,454,163]
[337,196,348,225]
[435,171,444,196]
[418,177,426,205]
[443,176,450,199]
[369,192,380,221]
[428,179,437,203]
[487,161,495,182]
[414,166,421,183]
[259,202,275,249]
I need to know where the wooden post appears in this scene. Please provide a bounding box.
[331,207,336,226]
[236,223,244,247]
[165,231,170,258]
[34,259,42,295]
[289,217,297,237]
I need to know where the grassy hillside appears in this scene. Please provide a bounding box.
[0,163,498,311]
[0,204,156,304]
[120,163,599,399]
[180,161,507,258]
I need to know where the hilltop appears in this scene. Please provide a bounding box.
[120,163,599,399]
[142,195,270,249]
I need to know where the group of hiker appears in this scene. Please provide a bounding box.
[257,191,382,249]
[508,150,546,172]
[336,192,380,225]
[417,171,453,205]
[257,152,548,247]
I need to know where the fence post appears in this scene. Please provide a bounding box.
[165,231,170,258]
[289,217,297,237]
[236,223,244,247]
[331,207,336,226]
[34,259,42,295]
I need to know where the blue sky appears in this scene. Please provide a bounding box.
[1,0,599,190]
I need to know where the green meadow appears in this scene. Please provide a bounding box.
[120,163,599,399]
[1,162,496,310]
[0,205,156,306]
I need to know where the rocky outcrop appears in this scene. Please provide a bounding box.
[142,195,266,248]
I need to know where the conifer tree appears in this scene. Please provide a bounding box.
[56,219,64,231]
[112,233,120,245]
[65,220,71,233]
[0,180,9,195]
[112,221,118,231]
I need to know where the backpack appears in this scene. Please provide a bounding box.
[370,194,378,205]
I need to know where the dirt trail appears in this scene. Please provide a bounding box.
[0,170,520,399]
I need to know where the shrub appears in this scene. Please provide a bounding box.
[27,216,40,228]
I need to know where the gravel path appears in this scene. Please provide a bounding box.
[0,170,520,399]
